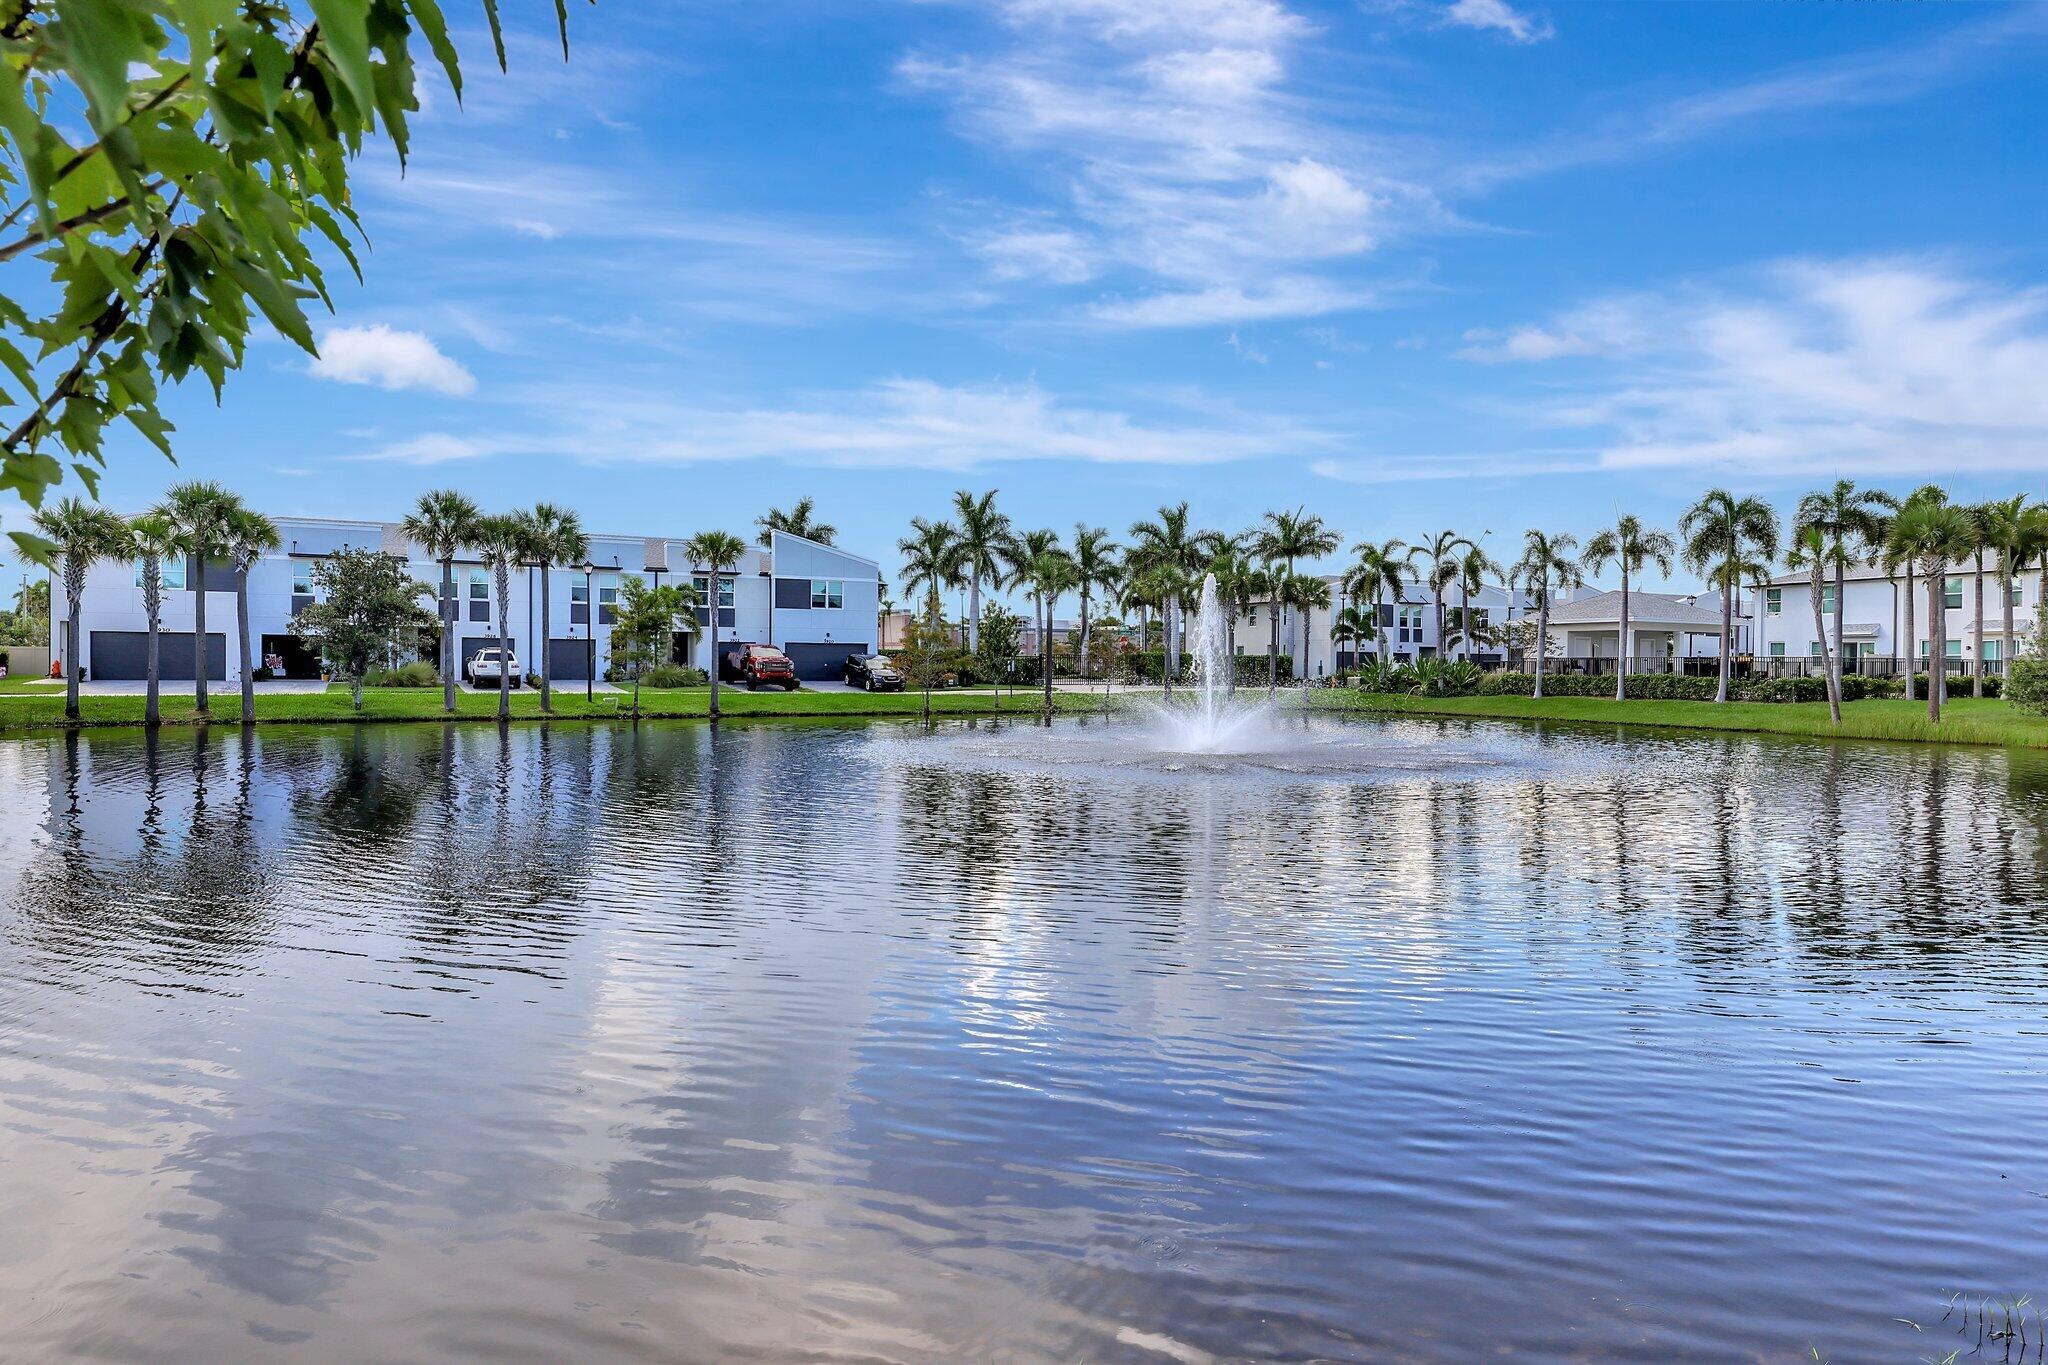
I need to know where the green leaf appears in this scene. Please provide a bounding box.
[407,0,464,101]
[7,530,58,566]
[306,0,378,113]
[51,0,148,128]
[222,250,317,353]
[480,0,507,70]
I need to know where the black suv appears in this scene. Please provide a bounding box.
[844,653,904,691]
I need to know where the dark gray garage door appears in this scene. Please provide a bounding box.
[783,641,868,682]
[461,636,521,673]
[547,638,592,681]
[89,631,226,681]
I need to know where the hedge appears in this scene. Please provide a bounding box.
[1448,671,1928,704]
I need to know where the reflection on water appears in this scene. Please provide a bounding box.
[4,717,2048,1360]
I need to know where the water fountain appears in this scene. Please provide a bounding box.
[1142,573,1283,754]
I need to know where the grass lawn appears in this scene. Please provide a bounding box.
[0,682,1118,731]
[0,678,63,695]
[1324,691,2048,749]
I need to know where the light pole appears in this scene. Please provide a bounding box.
[581,560,596,702]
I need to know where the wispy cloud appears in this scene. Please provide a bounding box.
[901,0,1424,326]
[345,377,1332,471]
[1468,5,2048,187]
[1442,0,1551,45]
[1311,450,1600,484]
[1479,258,2048,478]
[1455,325,1591,363]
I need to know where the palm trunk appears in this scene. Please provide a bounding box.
[707,567,722,718]
[1458,583,1470,663]
[495,563,511,722]
[1716,566,1732,703]
[1375,591,1388,663]
[441,558,457,713]
[1811,579,1840,724]
[236,568,255,725]
[1902,563,1916,701]
[1534,596,1549,699]
[1267,583,1280,694]
[1078,588,1091,677]
[145,577,161,729]
[194,564,209,713]
[64,586,81,723]
[539,563,554,712]
[1926,571,1943,722]
[1831,559,1847,698]
[1615,568,1630,702]
[1042,596,1053,711]
[968,577,981,652]
[2002,564,2016,675]
[1972,554,1985,698]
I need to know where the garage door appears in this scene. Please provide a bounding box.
[89,631,226,681]
[461,636,521,673]
[547,638,592,681]
[783,641,867,682]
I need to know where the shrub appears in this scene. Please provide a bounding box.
[642,663,706,688]
[367,659,439,688]
[251,665,276,681]
[1409,657,1481,696]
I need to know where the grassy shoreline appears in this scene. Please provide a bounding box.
[0,684,1117,732]
[1325,691,2048,749]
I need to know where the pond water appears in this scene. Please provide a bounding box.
[2,715,2047,1361]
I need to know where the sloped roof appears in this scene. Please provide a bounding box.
[1546,590,1727,628]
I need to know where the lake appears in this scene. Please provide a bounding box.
[2,716,2045,1361]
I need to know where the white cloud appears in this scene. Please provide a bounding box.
[971,223,1098,283]
[1226,331,1269,364]
[1455,325,1593,362]
[1502,259,2048,477]
[1089,275,1376,328]
[1443,0,1552,44]
[900,0,1416,324]
[348,377,1331,471]
[1312,450,1601,483]
[309,325,476,396]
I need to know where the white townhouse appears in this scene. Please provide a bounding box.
[51,515,885,685]
[1539,590,1748,668]
[1233,573,1531,679]
[1756,558,2037,671]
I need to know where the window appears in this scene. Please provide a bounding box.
[1984,639,2004,663]
[1947,639,1963,659]
[136,558,188,590]
[1765,587,1782,615]
[692,574,735,609]
[1819,584,1835,616]
[1809,641,1823,659]
[1769,642,1785,659]
[810,578,844,610]
[2013,582,2026,607]
[597,572,620,626]
[469,569,490,623]
[1944,577,1964,610]
[293,561,314,596]
[571,577,589,626]
[1396,606,1424,645]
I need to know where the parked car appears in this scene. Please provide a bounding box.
[723,643,799,690]
[467,648,523,687]
[844,653,904,692]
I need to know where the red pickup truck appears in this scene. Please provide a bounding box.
[722,643,800,690]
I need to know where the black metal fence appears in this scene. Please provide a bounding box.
[1499,653,2006,680]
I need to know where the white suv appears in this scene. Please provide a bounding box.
[467,648,523,687]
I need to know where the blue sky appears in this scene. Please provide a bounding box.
[9,0,2048,602]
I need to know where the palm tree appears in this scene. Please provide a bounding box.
[1413,530,1473,659]
[1332,604,1375,678]
[1964,501,1998,699]
[1508,529,1581,700]
[1002,527,1063,681]
[952,490,1013,652]
[469,515,529,721]
[31,497,126,721]
[1784,525,1842,725]
[1069,524,1120,678]
[521,503,588,713]
[1129,503,1221,689]
[1452,541,1502,663]
[1792,479,1896,703]
[1679,490,1780,703]
[898,517,964,621]
[1345,538,1412,665]
[1979,495,2033,672]
[1253,508,1340,681]
[1886,493,1975,720]
[1279,573,1332,687]
[128,513,186,727]
[755,496,836,547]
[1581,514,1677,701]
[1118,564,1170,663]
[685,530,749,719]
[1017,543,1077,709]
[157,480,239,714]
[1205,546,1263,687]
[1880,485,1948,703]
[223,505,282,724]
[401,489,482,715]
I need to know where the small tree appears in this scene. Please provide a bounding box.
[608,575,695,720]
[293,548,432,711]
[2006,601,2048,716]
[898,608,956,724]
[974,602,1023,689]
